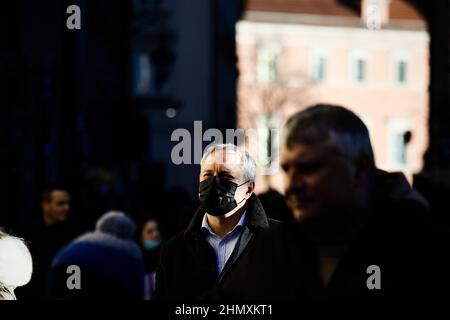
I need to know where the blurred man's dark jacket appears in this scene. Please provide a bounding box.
[208,170,449,301]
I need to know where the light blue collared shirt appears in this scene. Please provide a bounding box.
[201,211,247,275]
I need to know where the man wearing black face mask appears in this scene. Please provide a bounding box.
[153,143,278,300]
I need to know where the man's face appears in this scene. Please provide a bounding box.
[42,190,70,224]
[280,140,357,223]
[200,149,253,215]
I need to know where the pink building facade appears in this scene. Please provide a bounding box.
[236,0,429,193]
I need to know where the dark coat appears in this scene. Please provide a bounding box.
[209,171,450,301]
[153,193,278,300]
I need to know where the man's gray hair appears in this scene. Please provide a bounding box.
[201,143,257,182]
[282,104,375,168]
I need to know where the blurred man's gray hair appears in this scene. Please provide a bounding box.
[282,104,375,169]
[201,143,257,182]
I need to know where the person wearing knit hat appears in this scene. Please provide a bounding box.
[0,230,33,300]
[47,211,144,299]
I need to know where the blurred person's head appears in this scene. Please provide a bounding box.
[280,104,375,238]
[199,143,256,218]
[48,211,143,299]
[0,230,33,300]
[96,211,136,239]
[141,218,162,251]
[41,186,71,225]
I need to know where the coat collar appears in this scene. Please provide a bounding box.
[185,193,269,237]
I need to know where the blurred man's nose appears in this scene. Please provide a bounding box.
[284,167,297,184]
[285,168,305,190]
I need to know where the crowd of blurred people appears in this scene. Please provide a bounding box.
[1,104,449,301]
[1,182,191,300]
[0,170,289,300]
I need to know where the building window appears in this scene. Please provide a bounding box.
[256,114,280,171]
[351,49,367,84]
[395,60,408,84]
[392,131,407,165]
[388,119,411,167]
[313,55,326,82]
[311,47,327,83]
[355,58,366,83]
[257,43,279,83]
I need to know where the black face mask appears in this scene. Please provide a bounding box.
[198,176,249,216]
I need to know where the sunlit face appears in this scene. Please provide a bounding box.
[42,190,70,224]
[141,220,161,243]
[280,140,357,223]
[200,149,254,216]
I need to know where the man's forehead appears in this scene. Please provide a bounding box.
[201,149,243,173]
[145,221,158,229]
[281,141,336,161]
[203,149,242,166]
[52,190,70,199]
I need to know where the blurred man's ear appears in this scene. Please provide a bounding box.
[353,153,372,187]
[41,199,53,214]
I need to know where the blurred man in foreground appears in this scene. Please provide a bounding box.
[213,104,448,300]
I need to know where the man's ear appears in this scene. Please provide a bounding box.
[246,182,255,197]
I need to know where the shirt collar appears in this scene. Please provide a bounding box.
[201,210,247,237]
